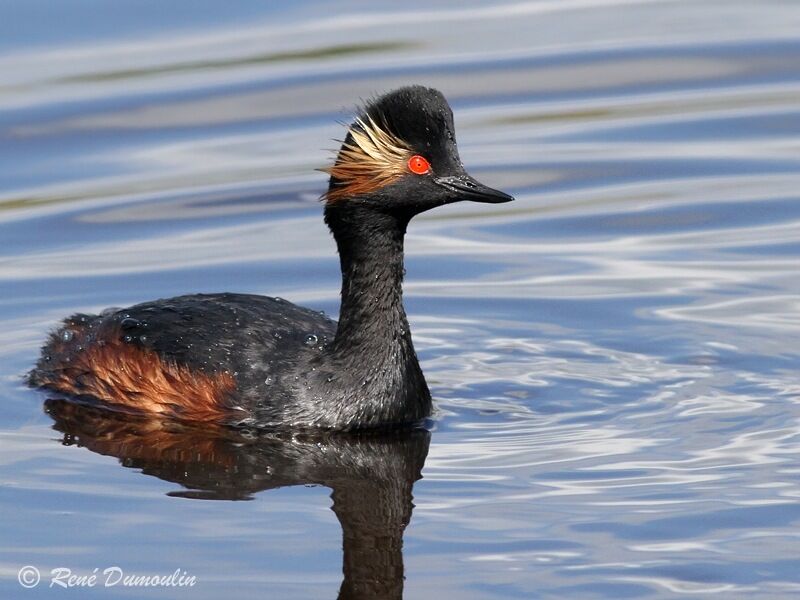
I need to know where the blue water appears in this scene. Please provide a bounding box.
[2,1,800,598]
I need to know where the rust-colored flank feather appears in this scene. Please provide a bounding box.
[33,323,236,423]
[321,114,412,202]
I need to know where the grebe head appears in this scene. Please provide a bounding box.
[322,85,513,217]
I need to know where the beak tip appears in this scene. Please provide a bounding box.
[478,189,515,204]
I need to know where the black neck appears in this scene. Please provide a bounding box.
[323,204,431,424]
[328,207,410,353]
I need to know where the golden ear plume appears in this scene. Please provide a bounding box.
[321,115,411,202]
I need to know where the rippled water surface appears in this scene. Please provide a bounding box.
[3,1,800,598]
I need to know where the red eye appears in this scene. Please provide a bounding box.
[407,155,430,175]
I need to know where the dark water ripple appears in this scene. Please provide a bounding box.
[2,1,800,598]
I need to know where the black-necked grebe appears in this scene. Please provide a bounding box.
[29,86,514,430]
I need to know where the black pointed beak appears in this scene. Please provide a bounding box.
[433,174,514,204]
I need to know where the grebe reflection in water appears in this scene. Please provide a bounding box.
[45,400,429,599]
